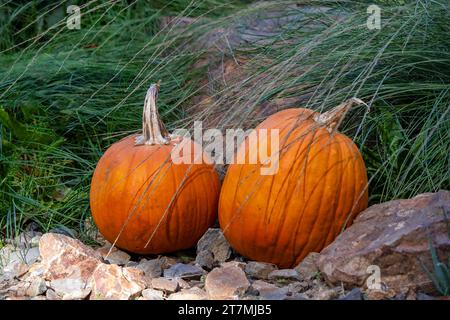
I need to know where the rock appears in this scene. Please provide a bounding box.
[90,264,146,300]
[45,288,60,300]
[126,261,138,268]
[3,261,29,278]
[96,243,130,265]
[25,278,47,297]
[303,284,341,300]
[317,191,450,295]
[141,288,164,300]
[151,277,179,293]
[205,265,250,300]
[1,246,40,277]
[3,281,30,297]
[294,252,319,280]
[7,231,42,249]
[50,278,91,300]
[220,261,246,270]
[340,288,363,300]
[0,273,17,292]
[163,263,205,279]
[159,256,179,270]
[175,278,191,289]
[48,226,78,239]
[168,287,208,300]
[39,233,102,284]
[136,258,163,278]
[416,293,436,300]
[365,288,396,300]
[287,281,309,294]
[195,250,214,270]
[196,228,232,267]
[251,280,289,299]
[268,269,301,282]
[245,261,277,279]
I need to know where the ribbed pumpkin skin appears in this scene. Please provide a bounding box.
[219,108,368,268]
[90,135,220,254]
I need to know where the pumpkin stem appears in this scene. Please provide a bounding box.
[314,97,367,133]
[135,82,170,145]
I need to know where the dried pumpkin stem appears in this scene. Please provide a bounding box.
[135,82,170,145]
[314,97,367,132]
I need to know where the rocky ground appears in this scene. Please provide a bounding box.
[0,191,449,300]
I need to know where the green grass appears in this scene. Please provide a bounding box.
[0,0,449,243]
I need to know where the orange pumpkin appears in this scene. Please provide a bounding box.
[90,83,220,254]
[219,99,369,268]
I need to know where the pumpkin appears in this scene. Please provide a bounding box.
[218,99,369,268]
[90,83,220,254]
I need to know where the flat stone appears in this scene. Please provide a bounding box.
[151,277,179,293]
[221,261,246,270]
[251,280,289,300]
[365,288,396,300]
[268,269,301,282]
[136,258,163,278]
[96,244,131,265]
[416,293,436,300]
[205,265,250,300]
[163,263,205,279]
[287,281,309,294]
[141,288,164,300]
[168,287,208,300]
[340,288,363,300]
[90,264,146,300]
[245,261,277,279]
[50,278,91,300]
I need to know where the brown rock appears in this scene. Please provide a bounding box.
[205,265,250,300]
[365,288,396,300]
[168,287,208,300]
[317,191,450,295]
[294,252,319,279]
[151,277,179,293]
[49,278,91,300]
[163,263,205,279]
[220,261,246,270]
[141,288,164,300]
[136,258,163,278]
[251,280,289,300]
[302,280,340,300]
[39,233,101,283]
[96,243,130,265]
[25,278,47,297]
[245,261,277,279]
[195,250,215,270]
[159,256,179,270]
[45,288,60,300]
[196,228,232,266]
[268,269,301,282]
[287,281,310,294]
[90,264,146,300]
